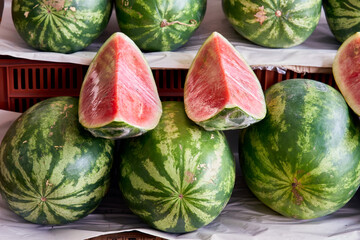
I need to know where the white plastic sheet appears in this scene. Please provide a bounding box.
[0,0,340,72]
[1,109,360,240]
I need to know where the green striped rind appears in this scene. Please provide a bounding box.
[119,101,235,233]
[114,0,207,51]
[12,0,112,53]
[240,79,360,219]
[0,97,114,225]
[222,0,321,48]
[85,121,148,140]
[323,0,360,43]
[195,106,264,131]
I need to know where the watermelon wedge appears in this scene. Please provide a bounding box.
[333,32,360,116]
[184,32,266,131]
[79,32,162,139]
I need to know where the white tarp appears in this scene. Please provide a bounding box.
[0,0,340,72]
[1,109,360,240]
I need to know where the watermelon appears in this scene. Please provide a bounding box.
[184,32,266,131]
[240,79,360,219]
[0,97,114,225]
[114,0,207,51]
[333,32,360,116]
[78,32,162,140]
[118,101,235,233]
[12,0,112,53]
[222,0,321,48]
[323,0,360,43]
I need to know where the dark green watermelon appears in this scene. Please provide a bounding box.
[323,0,360,43]
[114,0,207,51]
[222,0,321,48]
[118,101,235,233]
[240,79,360,219]
[12,0,112,53]
[0,97,114,225]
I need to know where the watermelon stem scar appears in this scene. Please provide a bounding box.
[291,178,304,205]
[160,19,197,28]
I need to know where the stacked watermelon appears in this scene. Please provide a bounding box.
[222,0,322,48]
[0,97,114,225]
[118,101,235,233]
[240,79,360,219]
[114,0,207,51]
[12,0,113,53]
[323,0,360,43]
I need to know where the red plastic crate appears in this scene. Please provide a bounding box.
[0,58,336,113]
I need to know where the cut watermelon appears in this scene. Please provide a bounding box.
[333,32,360,116]
[79,32,162,139]
[184,32,266,131]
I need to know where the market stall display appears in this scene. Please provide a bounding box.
[1,0,360,239]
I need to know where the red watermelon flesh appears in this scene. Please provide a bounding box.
[79,32,162,139]
[184,32,266,131]
[333,32,360,116]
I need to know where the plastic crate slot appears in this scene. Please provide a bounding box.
[72,68,78,89]
[12,68,18,89]
[50,68,56,89]
[58,68,63,89]
[28,68,33,89]
[165,70,171,89]
[35,68,41,89]
[20,68,26,89]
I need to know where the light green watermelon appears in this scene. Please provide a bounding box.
[240,79,360,219]
[118,101,235,233]
[0,96,114,225]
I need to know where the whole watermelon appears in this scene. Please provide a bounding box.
[222,0,321,48]
[118,101,235,233]
[0,97,114,225]
[12,0,112,53]
[323,0,360,43]
[114,0,207,51]
[240,79,360,219]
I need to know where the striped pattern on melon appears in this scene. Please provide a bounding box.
[0,97,114,225]
[119,101,235,233]
[222,0,321,48]
[114,0,206,51]
[240,79,360,219]
[12,0,112,53]
[323,0,360,43]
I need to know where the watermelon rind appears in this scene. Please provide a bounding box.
[195,106,265,131]
[118,101,235,233]
[333,32,360,116]
[0,97,114,225]
[184,32,266,131]
[240,79,360,219]
[78,32,162,140]
[114,0,207,51]
[323,0,360,43]
[222,0,322,48]
[11,0,112,53]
